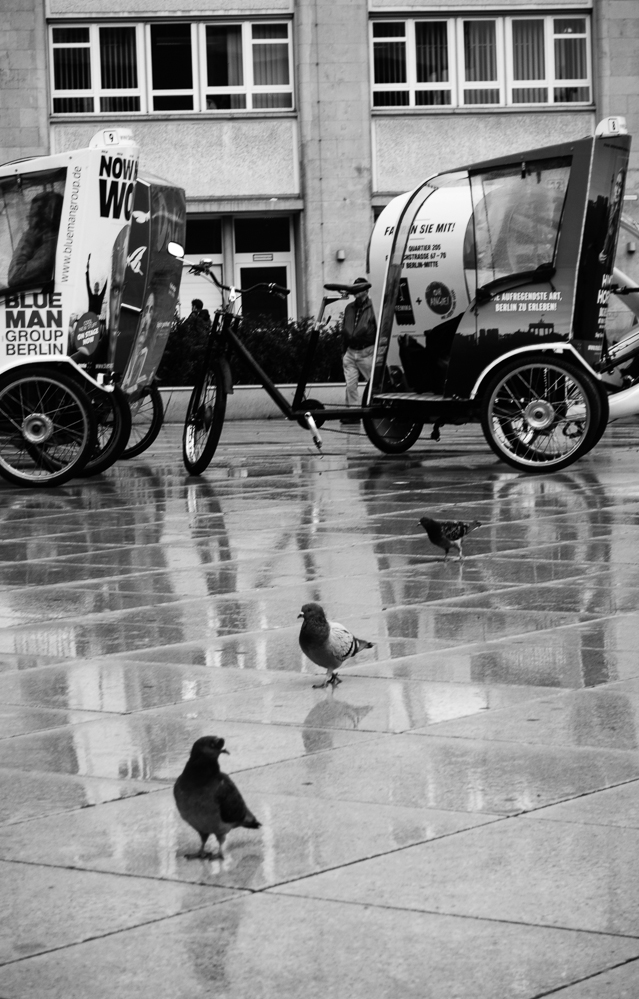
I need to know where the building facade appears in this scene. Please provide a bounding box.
[2,0,638,320]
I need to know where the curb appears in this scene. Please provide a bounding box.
[159,383,348,422]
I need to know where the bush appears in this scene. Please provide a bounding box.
[157,313,344,387]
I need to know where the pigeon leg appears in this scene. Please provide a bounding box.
[185,833,215,860]
[313,677,330,688]
[330,673,342,685]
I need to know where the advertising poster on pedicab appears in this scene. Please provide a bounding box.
[368,181,473,395]
[60,133,139,365]
[120,181,186,398]
[108,179,151,376]
[572,134,630,364]
[0,131,140,369]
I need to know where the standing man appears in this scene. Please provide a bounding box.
[187,298,210,327]
[341,277,377,424]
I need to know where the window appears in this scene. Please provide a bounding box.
[466,157,571,287]
[204,23,293,110]
[233,215,295,320]
[50,21,293,114]
[150,24,195,111]
[51,26,143,113]
[0,170,66,293]
[178,215,297,321]
[180,218,224,317]
[371,14,591,108]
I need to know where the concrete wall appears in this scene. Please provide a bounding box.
[594,0,639,228]
[372,111,596,196]
[296,0,374,313]
[0,0,50,164]
[48,0,291,12]
[51,118,300,199]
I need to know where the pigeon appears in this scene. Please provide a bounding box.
[173,735,261,859]
[298,601,374,687]
[419,517,482,561]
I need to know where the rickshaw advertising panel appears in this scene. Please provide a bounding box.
[0,130,140,370]
[120,181,186,397]
[369,180,472,395]
[572,134,630,360]
[108,179,151,375]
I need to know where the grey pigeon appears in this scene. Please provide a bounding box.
[298,601,374,687]
[173,735,261,859]
[419,516,482,561]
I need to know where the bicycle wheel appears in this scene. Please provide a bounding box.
[80,384,133,477]
[363,411,424,454]
[480,353,606,473]
[182,361,227,475]
[121,383,164,459]
[0,366,97,487]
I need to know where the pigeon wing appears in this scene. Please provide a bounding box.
[439,521,465,541]
[216,773,249,826]
[326,621,358,664]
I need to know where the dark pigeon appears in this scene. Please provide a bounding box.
[174,735,261,859]
[419,517,482,561]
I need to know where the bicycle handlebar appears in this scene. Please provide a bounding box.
[188,260,290,298]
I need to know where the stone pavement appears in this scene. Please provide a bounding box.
[2,417,639,998]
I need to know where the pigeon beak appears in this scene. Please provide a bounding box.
[297,612,304,618]
[220,748,230,755]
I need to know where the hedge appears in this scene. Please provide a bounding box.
[157,313,345,387]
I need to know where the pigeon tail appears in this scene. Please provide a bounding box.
[353,637,374,653]
[242,814,262,830]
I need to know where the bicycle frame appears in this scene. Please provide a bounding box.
[193,271,385,449]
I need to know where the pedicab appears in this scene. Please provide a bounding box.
[0,128,185,486]
[363,115,637,471]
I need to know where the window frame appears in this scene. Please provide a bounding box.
[504,14,592,106]
[370,13,592,111]
[148,22,199,113]
[457,17,506,107]
[50,24,147,114]
[49,20,294,116]
[198,21,294,112]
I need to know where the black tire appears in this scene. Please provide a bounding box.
[182,361,227,475]
[80,384,133,477]
[480,353,606,473]
[296,398,326,429]
[0,366,97,487]
[122,383,164,459]
[363,411,424,454]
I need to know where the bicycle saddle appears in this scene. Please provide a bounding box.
[324,281,371,294]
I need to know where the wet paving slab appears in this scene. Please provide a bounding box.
[0,785,498,889]
[0,859,240,965]
[0,768,166,825]
[414,681,639,750]
[274,816,639,935]
[1,891,637,999]
[3,421,639,996]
